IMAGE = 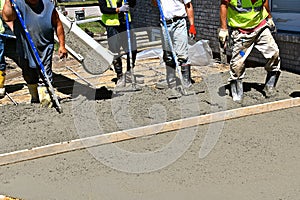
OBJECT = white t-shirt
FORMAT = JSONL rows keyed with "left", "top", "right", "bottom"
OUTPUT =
{"left": 160, "top": 0, "right": 191, "bottom": 20}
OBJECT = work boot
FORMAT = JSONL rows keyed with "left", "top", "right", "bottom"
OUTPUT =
{"left": 0, "top": 71, "right": 5, "bottom": 98}
{"left": 230, "top": 79, "right": 243, "bottom": 102}
{"left": 156, "top": 66, "right": 176, "bottom": 89}
{"left": 38, "top": 85, "right": 53, "bottom": 108}
{"left": 181, "top": 64, "right": 192, "bottom": 88}
{"left": 116, "top": 73, "right": 126, "bottom": 87}
{"left": 125, "top": 70, "right": 134, "bottom": 83}
{"left": 264, "top": 71, "right": 280, "bottom": 97}
{"left": 27, "top": 83, "right": 39, "bottom": 103}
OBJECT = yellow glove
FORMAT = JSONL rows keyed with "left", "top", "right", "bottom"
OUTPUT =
{"left": 38, "top": 86, "right": 53, "bottom": 108}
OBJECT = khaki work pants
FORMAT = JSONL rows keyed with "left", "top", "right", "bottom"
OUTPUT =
{"left": 229, "top": 25, "right": 280, "bottom": 81}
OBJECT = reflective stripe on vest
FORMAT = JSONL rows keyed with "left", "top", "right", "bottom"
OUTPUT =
{"left": 101, "top": 0, "right": 131, "bottom": 26}
{"left": 227, "top": 0, "right": 268, "bottom": 29}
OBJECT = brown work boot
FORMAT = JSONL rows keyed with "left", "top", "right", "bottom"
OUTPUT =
{"left": 27, "top": 83, "right": 39, "bottom": 103}
{"left": 0, "top": 70, "right": 5, "bottom": 98}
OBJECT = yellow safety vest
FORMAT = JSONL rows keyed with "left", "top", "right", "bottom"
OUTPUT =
{"left": 227, "top": 0, "right": 269, "bottom": 29}
{"left": 101, "top": 0, "right": 132, "bottom": 26}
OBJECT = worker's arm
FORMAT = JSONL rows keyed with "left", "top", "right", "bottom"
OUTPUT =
{"left": 219, "top": 0, "right": 229, "bottom": 45}
{"left": 2, "top": 0, "right": 16, "bottom": 22}
{"left": 185, "top": 2, "right": 196, "bottom": 38}
{"left": 264, "top": 0, "right": 276, "bottom": 32}
{"left": 185, "top": 2, "right": 194, "bottom": 27}
{"left": 264, "top": 0, "right": 272, "bottom": 18}
{"left": 220, "top": 0, "right": 228, "bottom": 30}
{"left": 52, "top": 9, "right": 67, "bottom": 59}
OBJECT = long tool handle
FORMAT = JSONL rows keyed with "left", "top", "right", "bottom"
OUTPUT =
{"left": 0, "top": 33, "right": 16, "bottom": 39}
{"left": 124, "top": 0, "right": 136, "bottom": 88}
{"left": 219, "top": 40, "right": 227, "bottom": 64}
{"left": 11, "top": 0, "right": 62, "bottom": 113}
{"left": 155, "top": 0, "right": 186, "bottom": 95}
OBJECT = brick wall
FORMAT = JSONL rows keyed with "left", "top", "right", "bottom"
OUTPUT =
{"left": 131, "top": 0, "right": 300, "bottom": 73}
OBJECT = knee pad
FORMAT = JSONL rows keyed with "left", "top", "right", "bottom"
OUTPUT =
{"left": 113, "top": 58, "right": 122, "bottom": 74}
{"left": 178, "top": 58, "right": 188, "bottom": 66}
{"left": 163, "top": 50, "right": 176, "bottom": 68}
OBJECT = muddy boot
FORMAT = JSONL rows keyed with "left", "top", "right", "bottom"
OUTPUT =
{"left": 38, "top": 85, "right": 53, "bottom": 108}
{"left": 230, "top": 79, "right": 243, "bottom": 102}
{"left": 156, "top": 66, "right": 176, "bottom": 89}
{"left": 27, "top": 83, "right": 39, "bottom": 103}
{"left": 264, "top": 71, "right": 280, "bottom": 97}
{"left": 166, "top": 87, "right": 182, "bottom": 99}
{"left": 116, "top": 73, "right": 126, "bottom": 87}
{"left": 181, "top": 64, "right": 192, "bottom": 88}
{"left": 0, "top": 71, "right": 5, "bottom": 98}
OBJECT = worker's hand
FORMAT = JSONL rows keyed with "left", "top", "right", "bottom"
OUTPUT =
{"left": 119, "top": 3, "right": 129, "bottom": 12}
{"left": 151, "top": 0, "right": 157, "bottom": 7}
{"left": 218, "top": 28, "right": 229, "bottom": 45}
{"left": 267, "top": 18, "right": 277, "bottom": 33}
{"left": 189, "top": 25, "right": 196, "bottom": 39}
{"left": 58, "top": 46, "right": 68, "bottom": 59}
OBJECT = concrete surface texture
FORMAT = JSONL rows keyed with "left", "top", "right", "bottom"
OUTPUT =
{"left": 0, "top": 59, "right": 300, "bottom": 199}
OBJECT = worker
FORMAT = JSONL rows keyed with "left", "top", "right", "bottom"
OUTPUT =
{"left": 152, "top": 0, "right": 196, "bottom": 90}
{"left": 2, "top": 0, "right": 68, "bottom": 106}
{"left": 219, "top": 0, "right": 280, "bottom": 102}
{"left": 98, "top": 0, "right": 137, "bottom": 87}
{"left": 0, "top": 0, "right": 6, "bottom": 98}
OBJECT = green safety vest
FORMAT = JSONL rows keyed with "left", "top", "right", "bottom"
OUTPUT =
{"left": 101, "top": 0, "right": 132, "bottom": 26}
{"left": 227, "top": 0, "right": 269, "bottom": 29}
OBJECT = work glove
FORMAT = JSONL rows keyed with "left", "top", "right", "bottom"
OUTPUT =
{"left": 189, "top": 25, "right": 197, "bottom": 39}
{"left": 38, "top": 85, "right": 53, "bottom": 108}
{"left": 119, "top": 3, "right": 129, "bottom": 12}
{"left": 218, "top": 28, "right": 229, "bottom": 46}
{"left": 267, "top": 18, "right": 277, "bottom": 33}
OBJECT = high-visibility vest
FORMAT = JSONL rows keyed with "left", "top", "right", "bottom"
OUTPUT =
{"left": 101, "top": 0, "right": 132, "bottom": 26}
{"left": 227, "top": 0, "right": 268, "bottom": 29}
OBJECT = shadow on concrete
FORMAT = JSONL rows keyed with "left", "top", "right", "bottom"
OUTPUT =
{"left": 290, "top": 91, "right": 300, "bottom": 98}
{"left": 5, "top": 83, "right": 25, "bottom": 94}
{"left": 53, "top": 73, "right": 113, "bottom": 100}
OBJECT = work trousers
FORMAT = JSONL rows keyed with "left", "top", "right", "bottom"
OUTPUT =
{"left": 106, "top": 24, "right": 137, "bottom": 75}
{"left": 229, "top": 25, "right": 280, "bottom": 81}
{"left": 0, "top": 36, "right": 6, "bottom": 71}
{"left": 160, "top": 18, "right": 189, "bottom": 67}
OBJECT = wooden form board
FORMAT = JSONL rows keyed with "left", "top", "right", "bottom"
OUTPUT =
{"left": 1, "top": 97, "right": 300, "bottom": 166}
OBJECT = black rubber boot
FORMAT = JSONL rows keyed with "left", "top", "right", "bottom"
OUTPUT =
{"left": 156, "top": 66, "right": 176, "bottom": 89}
{"left": 264, "top": 71, "right": 280, "bottom": 97}
{"left": 181, "top": 64, "right": 192, "bottom": 88}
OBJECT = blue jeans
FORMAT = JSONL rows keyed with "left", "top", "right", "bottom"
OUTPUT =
{"left": 0, "top": 36, "right": 6, "bottom": 71}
